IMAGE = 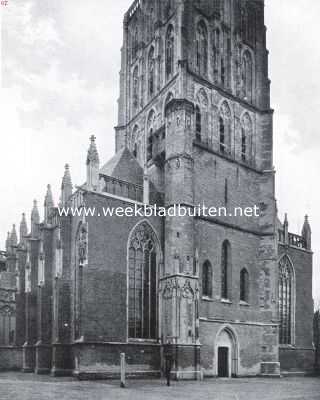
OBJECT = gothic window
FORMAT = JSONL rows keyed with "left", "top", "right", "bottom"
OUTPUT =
{"left": 196, "top": 105, "right": 201, "bottom": 141}
{"left": 240, "top": 268, "right": 249, "bottom": 302}
{"left": 242, "top": 51, "right": 253, "bottom": 102}
{"left": 202, "top": 260, "right": 213, "bottom": 297}
{"left": 241, "top": 113, "right": 253, "bottom": 162}
{"left": 133, "top": 66, "right": 139, "bottom": 112}
{"left": 219, "top": 102, "right": 231, "bottom": 154}
{"left": 279, "top": 256, "right": 294, "bottom": 345}
{"left": 196, "top": 20, "right": 208, "bottom": 76}
{"left": 221, "top": 240, "right": 231, "bottom": 299}
{"left": 166, "top": 25, "right": 174, "bottom": 79}
{"left": 128, "top": 222, "right": 158, "bottom": 339}
{"left": 148, "top": 46, "right": 155, "bottom": 98}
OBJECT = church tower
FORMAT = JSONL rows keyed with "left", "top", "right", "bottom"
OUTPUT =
{"left": 116, "top": 0, "right": 278, "bottom": 378}
{"left": 116, "top": 0, "right": 279, "bottom": 378}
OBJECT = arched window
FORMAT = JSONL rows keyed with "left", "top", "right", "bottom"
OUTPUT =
{"left": 240, "top": 268, "right": 249, "bottom": 303}
{"left": 221, "top": 240, "right": 231, "bottom": 299}
{"left": 196, "top": 105, "right": 201, "bottom": 141}
{"left": 202, "top": 260, "right": 213, "bottom": 297}
{"left": 128, "top": 222, "right": 158, "bottom": 339}
{"left": 148, "top": 46, "right": 155, "bottom": 98}
{"left": 219, "top": 102, "right": 231, "bottom": 154}
{"left": 279, "top": 256, "right": 294, "bottom": 345}
{"left": 133, "top": 66, "right": 139, "bottom": 112}
{"left": 241, "top": 113, "right": 252, "bottom": 162}
{"left": 242, "top": 51, "right": 253, "bottom": 102}
{"left": 166, "top": 25, "right": 174, "bottom": 79}
{"left": 196, "top": 21, "right": 208, "bottom": 75}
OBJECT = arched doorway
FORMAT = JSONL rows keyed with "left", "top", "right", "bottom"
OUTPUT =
{"left": 215, "top": 326, "right": 238, "bottom": 377}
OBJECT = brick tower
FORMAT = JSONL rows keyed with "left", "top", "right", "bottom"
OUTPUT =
{"left": 116, "top": 0, "right": 279, "bottom": 377}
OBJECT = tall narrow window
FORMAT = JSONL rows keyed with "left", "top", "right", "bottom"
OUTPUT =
{"left": 148, "top": 46, "right": 155, "bottom": 98}
{"left": 219, "top": 116, "right": 225, "bottom": 153}
{"left": 166, "top": 25, "right": 174, "bottom": 79}
{"left": 221, "top": 58, "right": 225, "bottom": 85}
{"left": 202, "top": 261, "right": 213, "bottom": 297}
{"left": 221, "top": 240, "right": 231, "bottom": 299}
{"left": 241, "top": 127, "right": 246, "bottom": 161}
{"left": 240, "top": 268, "right": 249, "bottom": 302}
{"left": 196, "top": 106, "right": 201, "bottom": 141}
{"left": 128, "top": 222, "right": 158, "bottom": 339}
{"left": 243, "top": 51, "right": 253, "bottom": 102}
{"left": 196, "top": 21, "right": 208, "bottom": 75}
{"left": 279, "top": 256, "right": 294, "bottom": 345}
{"left": 133, "top": 66, "right": 139, "bottom": 112}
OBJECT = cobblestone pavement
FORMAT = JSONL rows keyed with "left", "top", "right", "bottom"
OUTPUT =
{"left": 0, "top": 373, "right": 319, "bottom": 400}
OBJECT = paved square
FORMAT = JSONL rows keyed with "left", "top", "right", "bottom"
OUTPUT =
{"left": 0, "top": 373, "right": 319, "bottom": 400}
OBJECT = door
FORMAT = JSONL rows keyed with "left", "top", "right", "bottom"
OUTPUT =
{"left": 218, "top": 346, "right": 229, "bottom": 377}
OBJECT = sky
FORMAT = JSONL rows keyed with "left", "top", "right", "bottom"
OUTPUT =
{"left": 0, "top": 0, "right": 319, "bottom": 304}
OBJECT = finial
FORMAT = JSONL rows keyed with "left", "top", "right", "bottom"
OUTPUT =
{"left": 302, "top": 214, "right": 312, "bottom": 250}
{"left": 20, "top": 213, "right": 28, "bottom": 246}
{"left": 87, "top": 135, "right": 100, "bottom": 165}
{"left": 11, "top": 224, "right": 18, "bottom": 246}
{"left": 86, "top": 135, "right": 100, "bottom": 191}
{"left": 61, "top": 163, "right": 73, "bottom": 205}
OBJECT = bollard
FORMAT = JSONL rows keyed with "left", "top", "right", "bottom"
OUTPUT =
{"left": 120, "top": 352, "right": 126, "bottom": 388}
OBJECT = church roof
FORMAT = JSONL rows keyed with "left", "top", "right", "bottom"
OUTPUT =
{"left": 100, "top": 147, "right": 144, "bottom": 186}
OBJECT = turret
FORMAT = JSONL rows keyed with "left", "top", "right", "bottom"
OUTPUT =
{"left": 19, "top": 213, "right": 28, "bottom": 247}
{"left": 44, "top": 184, "right": 54, "bottom": 224}
{"left": 301, "top": 215, "right": 312, "bottom": 251}
{"left": 61, "top": 164, "right": 73, "bottom": 206}
{"left": 86, "top": 135, "right": 100, "bottom": 191}
{"left": 31, "top": 200, "right": 40, "bottom": 239}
